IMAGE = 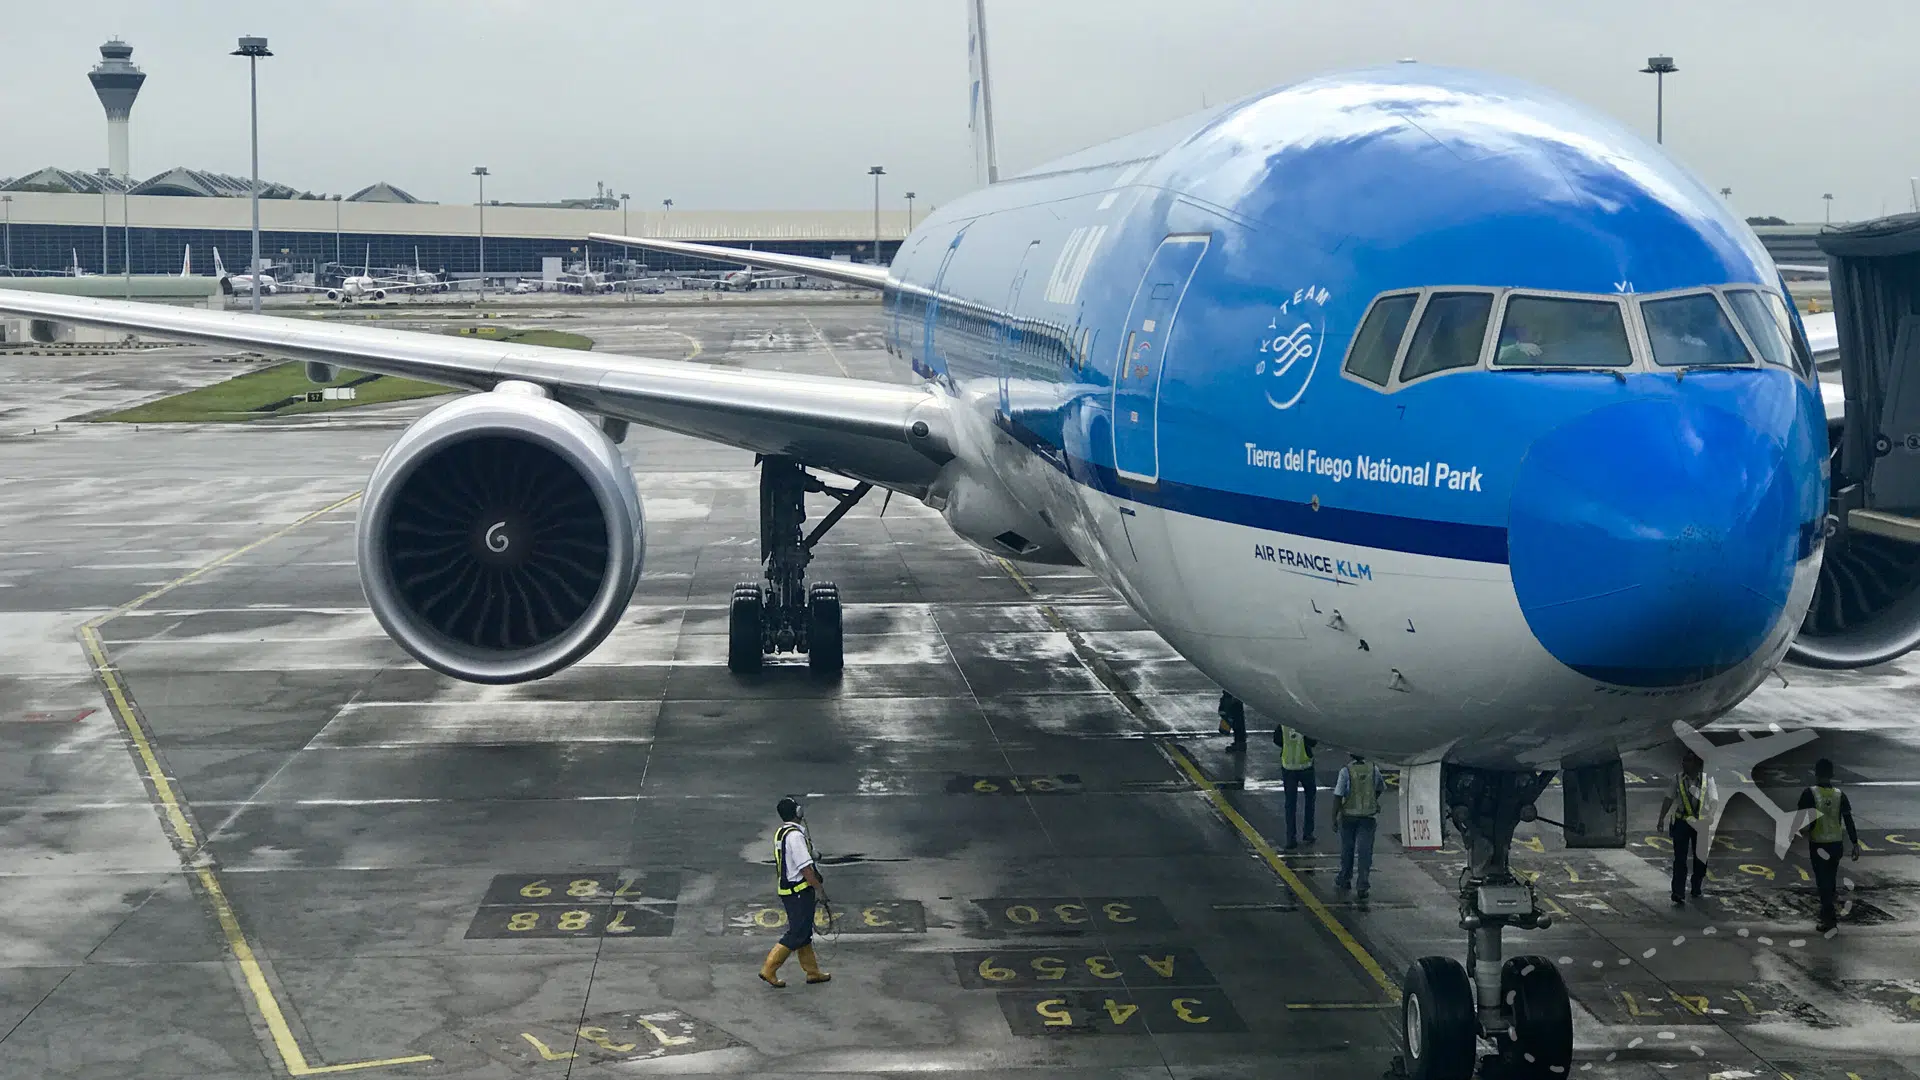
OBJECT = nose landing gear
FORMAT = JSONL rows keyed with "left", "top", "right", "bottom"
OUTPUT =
{"left": 727, "top": 455, "right": 869, "bottom": 677}
{"left": 1402, "top": 768, "right": 1570, "bottom": 1080}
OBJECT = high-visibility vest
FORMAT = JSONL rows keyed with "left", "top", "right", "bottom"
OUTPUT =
{"left": 1674, "top": 774, "right": 1704, "bottom": 823}
{"left": 1342, "top": 763, "right": 1379, "bottom": 818}
{"left": 1810, "top": 786, "right": 1846, "bottom": 844}
{"left": 1280, "top": 727, "right": 1313, "bottom": 771}
{"left": 774, "top": 822, "right": 814, "bottom": 895}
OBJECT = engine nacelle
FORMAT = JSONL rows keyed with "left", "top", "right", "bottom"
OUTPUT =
{"left": 325, "top": 289, "right": 341, "bottom": 302}
{"left": 372, "top": 288, "right": 387, "bottom": 301}
{"left": 1788, "top": 524, "right": 1920, "bottom": 668}
{"left": 357, "top": 387, "right": 645, "bottom": 683}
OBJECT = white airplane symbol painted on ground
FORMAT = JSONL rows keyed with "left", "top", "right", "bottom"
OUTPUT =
{"left": 1672, "top": 720, "right": 1821, "bottom": 859}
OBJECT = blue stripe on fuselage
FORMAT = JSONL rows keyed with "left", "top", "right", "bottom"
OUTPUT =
{"left": 995, "top": 413, "right": 1509, "bottom": 563}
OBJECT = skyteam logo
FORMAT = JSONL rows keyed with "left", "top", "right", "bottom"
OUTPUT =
{"left": 1255, "top": 286, "right": 1331, "bottom": 410}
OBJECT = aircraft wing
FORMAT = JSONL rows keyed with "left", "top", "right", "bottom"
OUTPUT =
{"left": 587, "top": 232, "right": 890, "bottom": 290}
{"left": 0, "top": 288, "right": 954, "bottom": 496}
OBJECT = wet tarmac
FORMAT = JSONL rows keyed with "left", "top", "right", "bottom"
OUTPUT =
{"left": 1, "top": 299, "right": 1917, "bottom": 1078}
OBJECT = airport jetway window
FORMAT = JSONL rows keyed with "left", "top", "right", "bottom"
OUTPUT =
{"left": 1641, "top": 292, "right": 1752, "bottom": 368}
{"left": 1344, "top": 292, "right": 1417, "bottom": 387}
{"left": 1494, "top": 295, "right": 1633, "bottom": 368}
{"left": 1724, "top": 288, "right": 1795, "bottom": 371}
{"left": 1399, "top": 291, "right": 1493, "bottom": 382}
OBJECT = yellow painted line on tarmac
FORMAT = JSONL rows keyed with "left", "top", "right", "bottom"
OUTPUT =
{"left": 994, "top": 556, "right": 1400, "bottom": 1005}
{"left": 1286, "top": 1002, "right": 1397, "bottom": 1010}
{"left": 79, "top": 490, "right": 432, "bottom": 1075}
{"left": 1164, "top": 743, "right": 1400, "bottom": 1003}
{"left": 799, "top": 312, "right": 851, "bottom": 378}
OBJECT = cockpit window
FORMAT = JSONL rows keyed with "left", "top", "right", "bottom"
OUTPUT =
{"left": 1400, "top": 292, "right": 1493, "bottom": 381}
{"left": 1642, "top": 292, "right": 1752, "bottom": 368}
{"left": 1767, "top": 291, "right": 1816, "bottom": 377}
{"left": 1495, "top": 296, "right": 1633, "bottom": 368}
{"left": 1724, "top": 289, "right": 1793, "bottom": 370}
{"left": 1344, "top": 293, "right": 1416, "bottom": 387}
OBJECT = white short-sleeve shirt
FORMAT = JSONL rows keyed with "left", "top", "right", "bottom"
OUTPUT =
{"left": 781, "top": 824, "right": 815, "bottom": 880}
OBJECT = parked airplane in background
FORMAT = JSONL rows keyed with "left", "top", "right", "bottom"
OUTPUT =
{"left": 678, "top": 265, "right": 803, "bottom": 291}
{"left": 382, "top": 247, "right": 448, "bottom": 292}
{"left": 0, "top": 60, "right": 1892, "bottom": 1080}
{"left": 215, "top": 248, "right": 281, "bottom": 296}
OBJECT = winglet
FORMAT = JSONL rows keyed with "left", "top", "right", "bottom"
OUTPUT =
{"left": 586, "top": 232, "right": 890, "bottom": 291}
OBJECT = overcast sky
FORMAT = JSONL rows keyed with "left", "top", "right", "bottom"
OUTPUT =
{"left": 8, "top": 1, "right": 1916, "bottom": 221}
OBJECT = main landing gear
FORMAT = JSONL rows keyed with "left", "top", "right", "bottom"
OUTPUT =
{"left": 1402, "top": 768, "right": 1572, "bottom": 1080}
{"left": 728, "top": 455, "right": 870, "bottom": 678}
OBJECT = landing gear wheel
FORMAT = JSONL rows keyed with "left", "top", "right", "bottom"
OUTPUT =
{"left": 729, "top": 582, "right": 764, "bottom": 673}
{"left": 1402, "top": 956, "right": 1477, "bottom": 1080}
{"left": 807, "top": 583, "right": 843, "bottom": 677}
{"left": 1493, "top": 955, "right": 1571, "bottom": 1078}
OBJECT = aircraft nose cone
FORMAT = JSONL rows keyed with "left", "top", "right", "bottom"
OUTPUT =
{"left": 1508, "top": 395, "right": 1799, "bottom": 687}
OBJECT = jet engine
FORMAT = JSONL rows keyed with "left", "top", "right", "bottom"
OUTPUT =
{"left": 372, "top": 288, "right": 386, "bottom": 301}
{"left": 1788, "top": 516, "right": 1920, "bottom": 669}
{"left": 325, "top": 289, "right": 341, "bottom": 302}
{"left": 357, "top": 384, "right": 645, "bottom": 683}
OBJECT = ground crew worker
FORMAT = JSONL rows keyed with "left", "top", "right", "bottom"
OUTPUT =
{"left": 1656, "top": 751, "right": 1717, "bottom": 906}
{"left": 1275, "top": 724, "right": 1318, "bottom": 850}
{"left": 1217, "top": 691, "right": 1246, "bottom": 753}
{"left": 1332, "top": 750, "right": 1385, "bottom": 900}
{"left": 1797, "top": 758, "right": 1861, "bottom": 933}
{"left": 759, "top": 797, "right": 831, "bottom": 988}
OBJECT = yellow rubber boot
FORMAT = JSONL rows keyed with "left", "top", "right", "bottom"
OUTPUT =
{"left": 796, "top": 945, "right": 831, "bottom": 984}
{"left": 759, "top": 944, "right": 791, "bottom": 987}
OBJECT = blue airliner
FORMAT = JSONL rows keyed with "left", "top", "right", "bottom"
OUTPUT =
{"left": 0, "top": 62, "right": 1881, "bottom": 1080}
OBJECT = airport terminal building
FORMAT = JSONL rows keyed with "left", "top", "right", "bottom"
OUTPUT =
{"left": 0, "top": 180, "right": 907, "bottom": 281}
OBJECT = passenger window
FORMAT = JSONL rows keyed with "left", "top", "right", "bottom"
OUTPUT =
{"left": 1725, "top": 289, "right": 1793, "bottom": 369}
{"left": 1400, "top": 292, "right": 1493, "bottom": 381}
{"left": 1344, "top": 293, "right": 1417, "bottom": 387}
{"left": 1642, "top": 292, "right": 1752, "bottom": 367}
{"left": 1495, "top": 296, "right": 1633, "bottom": 368}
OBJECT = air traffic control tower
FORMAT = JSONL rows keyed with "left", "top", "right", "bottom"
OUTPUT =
{"left": 88, "top": 39, "right": 146, "bottom": 179}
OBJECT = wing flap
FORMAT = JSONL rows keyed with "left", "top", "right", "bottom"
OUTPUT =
{"left": 0, "top": 288, "right": 951, "bottom": 495}
{"left": 586, "top": 232, "right": 890, "bottom": 291}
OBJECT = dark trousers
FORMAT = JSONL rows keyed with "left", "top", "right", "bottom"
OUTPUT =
{"left": 1282, "top": 767, "right": 1316, "bottom": 844}
{"left": 1669, "top": 818, "right": 1707, "bottom": 900}
{"left": 1336, "top": 815, "right": 1377, "bottom": 894}
{"left": 1810, "top": 841, "right": 1844, "bottom": 925}
{"left": 1218, "top": 692, "right": 1245, "bottom": 744}
{"left": 778, "top": 887, "right": 817, "bottom": 949}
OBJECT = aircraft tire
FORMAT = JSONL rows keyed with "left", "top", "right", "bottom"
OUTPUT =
{"left": 728, "top": 582, "right": 764, "bottom": 673}
{"left": 807, "top": 583, "right": 843, "bottom": 678}
{"left": 1402, "top": 957, "right": 1476, "bottom": 1080}
{"left": 1494, "top": 956, "right": 1572, "bottom": 1078}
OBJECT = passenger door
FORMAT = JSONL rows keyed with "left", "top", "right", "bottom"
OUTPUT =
{"left": 1110, "top": 234, "right": 1210, "bottom": 485}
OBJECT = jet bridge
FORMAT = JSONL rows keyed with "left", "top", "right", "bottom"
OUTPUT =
{"left": 1789, "top": 215, "right": 1920, "bottom": 667}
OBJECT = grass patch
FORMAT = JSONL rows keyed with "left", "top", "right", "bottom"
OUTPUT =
{"left": 97, "top": 325, "right": 594, "bottom": 423}
{"left": 447, "top": 326, "right": 595, "bottom": 351}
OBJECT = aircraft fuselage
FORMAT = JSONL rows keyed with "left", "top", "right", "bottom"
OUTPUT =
{"left": 883, "top": 66, "right": 1828, "bottom": 768}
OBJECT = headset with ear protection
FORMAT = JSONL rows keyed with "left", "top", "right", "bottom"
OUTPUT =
{"left": 777, "top": 796, "right": 803, "bottom": 822}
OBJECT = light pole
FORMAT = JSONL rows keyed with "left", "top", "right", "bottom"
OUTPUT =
{"left": 122, "top": 184, "right": 131, "bottom": 298}
{"left": 868, "top": 165, "right": 886, "bottom": 266}
{"left": 232, "top": 36, "right": 272, "bottom": 314}
{"left": 97, "top": 168, "right": 111, "bottom": 275}
{"left": 333, "top": 194, "right": 342, "bottom": 268}
{"left": 473, "top": 166, "right": 489, "bottom": 300}
{"left": 905, "top": 191, "right": 916, "bottom": 232}
{"left": 1640, "top": 55, "right": 1676, "bottom": 145}
{"left": 1, "top": 194, "right": 11, "bottom": 271}
{"left": 1824, "top": 193, "right": 1834, "bottom": 225}
{"left": 620, "top": 192, "right": 630, "bottom": 272}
